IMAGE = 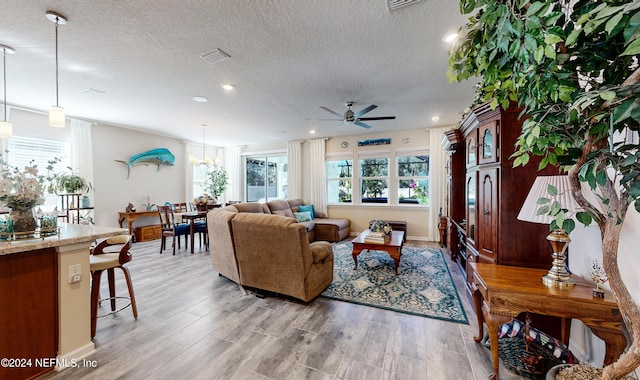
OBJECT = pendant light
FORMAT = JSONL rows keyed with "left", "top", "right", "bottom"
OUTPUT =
{"left": 0, "top": 44, "right": 14, "bottom": 138}
{"left": 189, "top": 125, "right": 212, "bottom": 166}
{"left": 46, "top": 11, "right": 67, "bottom": 128}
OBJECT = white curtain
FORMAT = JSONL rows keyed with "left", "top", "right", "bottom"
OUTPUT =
{"left": 70, "top": 118, "right": 94, "bottom": 195}
{"left": 184, "top": 141, "right": 194, "bottom": 202}
{"left": 286, "top": 140, "right": 302, "bottom": 199}
{"left": 308, "top": 138, "right": 327, "bottom": 215}
{"left": 428, "top": 127, "right": 448, "bottom": 242}
{"left": 225, "top": 146, "right": 243, "bottom": 202}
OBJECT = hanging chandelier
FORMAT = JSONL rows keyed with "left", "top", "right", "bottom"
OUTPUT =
{"left": 0, "top": 44, "right": 14, "bottom": 138}
{"left": 46, "top": 11, "right": 67, "bottom": 128}
{"left": 189, "top": 125, "right": 212, "bottom": 166}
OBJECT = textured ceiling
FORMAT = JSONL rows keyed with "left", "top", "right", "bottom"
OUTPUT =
{"left": 1, "top": 0, "right": 477, "bottom": 147}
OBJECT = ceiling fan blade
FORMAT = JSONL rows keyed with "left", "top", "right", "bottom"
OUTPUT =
{"left": 320, "top": 106, "right": 343, "bottom": 118}
{"left": 358, "top": 116, "right": 396, "bottom": 121}
{"left": 354, "top": 120, "right": 373, "bottom": 129}
{"left": 355, "top": 104, "right": 377, "bottom": 118}
{"left": 306, "top": 118, "right": 342, "bottom": 121}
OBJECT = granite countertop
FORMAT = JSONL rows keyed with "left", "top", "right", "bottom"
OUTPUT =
{"left": 0, "top": 223, "right": 128, "bottom": 256}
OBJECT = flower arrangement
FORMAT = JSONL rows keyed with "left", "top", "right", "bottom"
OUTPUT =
{"left": 0, "top": 159, "right": 49, "bottom": 210}
{"left": 193, "top": 194, "right": 215, "bottom": 206}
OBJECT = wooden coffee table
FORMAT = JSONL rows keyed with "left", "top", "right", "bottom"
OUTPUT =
{"left": 351, "top": 230, "right": 405, "bottom": 275}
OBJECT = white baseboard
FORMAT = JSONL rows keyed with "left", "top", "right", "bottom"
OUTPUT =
{"left": 55, "top": 342, "right": 96, "bottom": 371}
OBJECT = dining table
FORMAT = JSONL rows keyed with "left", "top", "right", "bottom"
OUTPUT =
{"left": 179, "top": 211, "right": 208, "bottom": 253}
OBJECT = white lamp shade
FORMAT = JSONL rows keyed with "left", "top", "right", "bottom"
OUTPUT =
{"left": 49, "top": 105, "right": 65, "bottom": 128}
{"left": 0, "top": 121, "right": 12, "bottom": 138}
{"left": 517, "top": 175, "right": 583, "bottom": 224}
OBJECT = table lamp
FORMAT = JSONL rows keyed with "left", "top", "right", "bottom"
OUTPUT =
{"left": 517, "top": 175, "right": 580, "bottom": 287}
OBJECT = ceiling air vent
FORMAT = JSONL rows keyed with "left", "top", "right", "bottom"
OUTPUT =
{"left": 386, "top": 0, "right": 422, "bottom": 12}
{"left": 200, "top": 48, "right": 231, "bottom": 64}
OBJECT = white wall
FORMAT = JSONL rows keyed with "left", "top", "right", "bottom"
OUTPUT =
{"left": 91, "top": 123, "right": 186, "bottom": 228}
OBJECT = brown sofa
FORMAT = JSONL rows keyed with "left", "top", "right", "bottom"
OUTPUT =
{"left": 207, "top": 208, "right": 334, "bottom": 302}
{"left": 223, "top": 198, "right": 351, "bottom": 243}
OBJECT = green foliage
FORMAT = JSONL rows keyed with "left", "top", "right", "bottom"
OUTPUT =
{"left": 449, "top": 0, "right": 640, "bottom": 229}
{"left": 48, "top": 171, "right": 92, "bottom": 195}
{"left": 204, "top": 165, "right": 228, "bottom": 199}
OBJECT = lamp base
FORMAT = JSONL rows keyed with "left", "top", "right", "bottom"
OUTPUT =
{"left": 543, "top": 229, "right": 576, "bottom": 288}
{"left": 542, "top": 273, "right": 576, "bottom": 287}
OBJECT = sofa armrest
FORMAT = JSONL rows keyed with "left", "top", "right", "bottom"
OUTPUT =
{"left": 310, "top": 241, "right": 332, "bottom": 263}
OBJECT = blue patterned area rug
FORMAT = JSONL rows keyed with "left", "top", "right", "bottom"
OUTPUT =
{"left": 321, "top": 242, "right": 468, "bottom": 324}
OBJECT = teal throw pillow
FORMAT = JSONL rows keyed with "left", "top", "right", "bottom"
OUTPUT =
{"left": 293, "top": 211, "right": 313, "bottom": 223}
{"left": 298, "top": 204, "right": 315, "bottom": 219}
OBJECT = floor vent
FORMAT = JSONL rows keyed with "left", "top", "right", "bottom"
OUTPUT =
{"left": 200, "top": 48, "right": 231, "bottom": 64}
{"left": 386, "top": 0, "right": 422, "bottom": 12}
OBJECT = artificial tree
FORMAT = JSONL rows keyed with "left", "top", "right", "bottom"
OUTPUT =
{"left": 204, "top": 165, "right": 229, "bottom": 201}
{"left": 448, "top": 1, "right": 640, "bottom": 379}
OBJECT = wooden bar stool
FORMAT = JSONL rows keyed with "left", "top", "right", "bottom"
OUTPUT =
{"left": 90, "top": 234, "right": 138, "bottom": 338}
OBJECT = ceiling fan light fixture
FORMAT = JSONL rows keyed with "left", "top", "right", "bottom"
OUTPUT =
{"left": 47, "top": 11, "right": 67, "bottom": 128}
{"left": 1, "top": 44, "right": 15, "bottom": 138}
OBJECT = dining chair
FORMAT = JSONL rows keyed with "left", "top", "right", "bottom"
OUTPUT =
{"left": 157, "top": 205, "right": 190, "bottom": 254}
{"left": 90, "top": 234, "right": 138, "bottom": 338}
{"left": 172, "top": 202, "right": 188, "bottom": 213}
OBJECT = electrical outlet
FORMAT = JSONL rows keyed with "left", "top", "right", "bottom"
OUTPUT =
{"left": 68, "top": 264, "right": 82, "bottom": 284}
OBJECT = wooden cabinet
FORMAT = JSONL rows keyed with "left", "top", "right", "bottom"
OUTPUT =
{"left": 135, "top": 225, "right": 162, "bottom": 242}
{"left": 451, "top": 103, "right": 559, "bottom": 272}
{"left": 446, "top": 103, "right": 565, "bottom": 339}
{"left": 442, "top": 129, "right": 466, "bottom": 267}
{"left": 0, "top": 248, "right": 58, "bottom": 379}
{"left": 477, "top": 168, "right": 498, "bottom": 262}
{"left": 478, "top": 121, "right": 498, "bottom": 164}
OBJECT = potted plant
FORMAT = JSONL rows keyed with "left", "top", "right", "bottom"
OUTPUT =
{"left": 204, "top": 165, "right": 228, "bottom": 202}
{"left": 449, "top": 1, "right": 640, "bottom": 379}
{"left": 49, "top": 171, "right": 92, "bottom": 195}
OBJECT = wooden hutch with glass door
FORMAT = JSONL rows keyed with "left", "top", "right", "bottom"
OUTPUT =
{"left": 443, "top": 103, "right": 559, "bottom": 289}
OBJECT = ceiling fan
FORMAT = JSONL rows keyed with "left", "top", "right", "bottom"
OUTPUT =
{"left": 313, "top": 102, "right": 396, "bottom": 129}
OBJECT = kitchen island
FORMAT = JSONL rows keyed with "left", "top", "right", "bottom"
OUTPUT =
{"left": 0, "top": 223, "right": 127, "bottom": 379}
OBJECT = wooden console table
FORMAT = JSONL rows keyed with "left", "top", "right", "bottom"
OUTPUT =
{"left": 118, "top": 210, "right": 159, "bottom": 241}
{"left": 469, "top": 262, "right": 625, "bottom": 380}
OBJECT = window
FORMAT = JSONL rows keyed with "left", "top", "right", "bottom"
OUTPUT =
{"left": 327, "top": 158, "right": 353, "bottom": 203}
{"left": 360, "top": 157, "right": 389, "bottom": 203}
{"left": 397, "top": 153, "right": 429, "bottom": 205}
{"left": 192, "top": 164, "right": 209, "bottom": 199}
{"left": 5, "top": 136, "right": 71, "bottom": 212}
{"left": 245, "top": 155, "right": 287, "bottom": 202}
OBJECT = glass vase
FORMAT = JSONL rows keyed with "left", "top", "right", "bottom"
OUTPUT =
{"left": 11, "top": 207, "right": 37, "bottom": 238}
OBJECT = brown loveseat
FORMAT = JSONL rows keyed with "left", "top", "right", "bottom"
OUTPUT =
{"left": 223, "top": 199, "right": 351, "bottom": 242}
{"left": 207, "top": 208, "right": 334, "bottom": 302}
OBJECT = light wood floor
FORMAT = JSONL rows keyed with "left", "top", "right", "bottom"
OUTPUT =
{"left": 38, "top": 238, "right": 525, "bottom": 380}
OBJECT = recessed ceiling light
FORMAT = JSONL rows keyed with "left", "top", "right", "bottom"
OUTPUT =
{"left": 443, "top": 32, "right": 459, "bottom": 43}
{"left": 309, "top": 129, "right": 316, "bottom": 134}
{"left": 222, "top": 84, "right": 234, "bottom": 91}
{"left": 193, "top": 96, "right": 208, "bottom": 103}
{"left": 432, "top": 116, "right": 440, "bottom": 122}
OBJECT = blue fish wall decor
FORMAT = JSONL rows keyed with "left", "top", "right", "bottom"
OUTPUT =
{"left": 116, "top": 148, "right": 175, "bottom": 178}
